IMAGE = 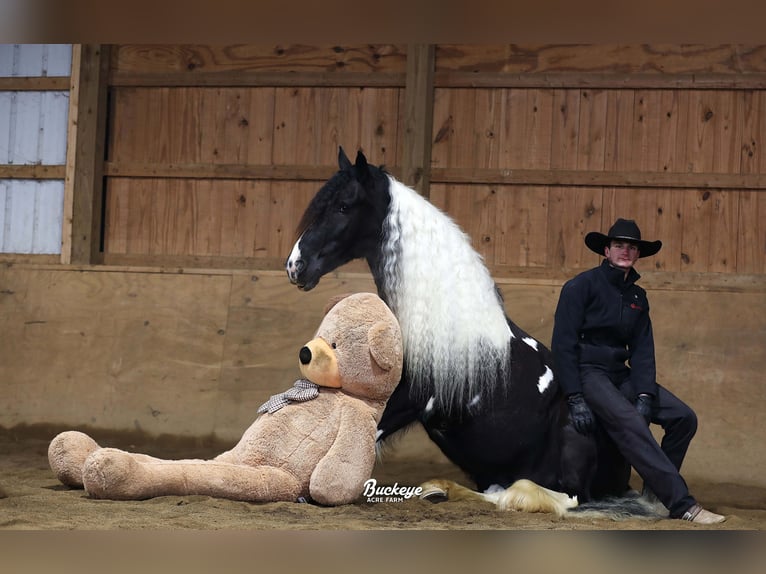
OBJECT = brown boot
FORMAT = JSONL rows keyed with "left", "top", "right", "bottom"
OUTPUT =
{"left": 680, "top": 504, "right": 726, "bottom": 524}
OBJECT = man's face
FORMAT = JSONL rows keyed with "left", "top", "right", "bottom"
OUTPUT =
{"left": 604, "top": 240, "right": 640, "bottom": 270}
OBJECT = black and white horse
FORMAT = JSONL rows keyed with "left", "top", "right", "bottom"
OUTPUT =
{"left": 286, "top": 148, "right": 624, "bottom": 501}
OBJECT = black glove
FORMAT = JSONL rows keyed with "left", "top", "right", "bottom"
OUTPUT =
{"left": 567, "top": 392, "right": 595, "bottom": 435}
{"left": 635, "top": 393, "right": 654, "bottom": 425}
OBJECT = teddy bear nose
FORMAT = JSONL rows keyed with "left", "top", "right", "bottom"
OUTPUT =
{"left": 299, "top": 346, "right": 312, "bottom": 365}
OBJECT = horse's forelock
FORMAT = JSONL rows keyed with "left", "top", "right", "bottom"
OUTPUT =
{"left": 294, "top": 171, "right": 350, "bottom": 237}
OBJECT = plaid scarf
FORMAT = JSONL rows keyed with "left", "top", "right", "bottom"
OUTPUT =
{"left": 257, "top": 379, "right": 320, "bottom": 414}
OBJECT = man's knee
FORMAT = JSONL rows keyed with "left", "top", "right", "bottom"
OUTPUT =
{"left": 680, "top": 406, "right": 698, "bottom": 438}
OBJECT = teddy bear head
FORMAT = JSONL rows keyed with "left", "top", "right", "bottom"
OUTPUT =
{"left": 298, "top": 292, "right": 402, "bottom": 402}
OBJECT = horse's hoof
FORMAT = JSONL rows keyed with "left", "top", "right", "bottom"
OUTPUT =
{"left": 419, "top": 485, "right": 448, "bottom": 503}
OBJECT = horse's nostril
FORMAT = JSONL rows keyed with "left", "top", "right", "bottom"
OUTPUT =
{"left": 299, "top": 346, "right": 312, "bottom": 365}
{"left": 295, "top": 259, "right": 306, "bottom": 273}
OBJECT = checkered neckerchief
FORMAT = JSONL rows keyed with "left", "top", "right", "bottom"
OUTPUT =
{"left": 257, "top": 379, "right": 320, "bottom": 414}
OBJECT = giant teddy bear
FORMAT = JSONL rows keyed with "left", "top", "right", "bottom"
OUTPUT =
{"left": 48, "top": 292, "right": 403, "bottom": 506}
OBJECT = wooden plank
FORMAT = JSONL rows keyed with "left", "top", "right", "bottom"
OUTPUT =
{"left": 674, "top": 89, "right": 692, "bottom": 173}
{"left": 434, "top": 45, "right": 766, "bottom": 75}
{"left": 433, "top": 71, "right": 766, "bottom": 90}
{"left": 687, "top": 90, "right": 717, "bottom": 173}
{"left": 103, "top": 178, "right": 128, "bottom": 254}
{"left": 430, "top": 87, "right": 453, "bottom": 168}
{"left": 657, "top": 90, "right": 682, "bottom": 173}
{"left": 468, "top": 88, "right": 501, "bottom": 168}
{"left": 504, "top": 88, "right": 529, "bottom": 169}
{"left": 111, "top": 45, "right": 408, "bottom": 75}
{"left": 523, "top": 88, "right": 554, "bottom": 170}
{"left": 99, "top": 163, "right": 766, "bottom": 211}
{"left": 0, "top": 77, "right": 70, "bottom": 91}
{"left": 109, "top": 70, "right": 407, "bottom": 88}
{"left": 740, "top": 90, "right": 763, "bottom": 174}
{"left": 708, "top": 190, "right": 739, "bottom": 273}
{"left": 105, "top": 162, "right": 340, "bottom": 180}
{"left": 430, "top": 167, "right": 766, "bottom": 189}
{"left": 738, "top": 190, "right": 766, "bottom": 273}
{"left": 604, "top": 89, "right": 635, "bottom": 171}
{"left": 400, "top": 44, "right": 435, "bottom": 194}
{"left": 61, "top": 44, "right": 110, "bottom": 265}
{"left": 549, "top": 89, "right": 580, "bottom": 170}
{"left": 244, "top": 88, "right": 276, "bottom": 165}
{"left": 680, "top": 189, "right": 714, "bottom": 272}
{"left": 0, "top": 165, "right": 66, "bottom": 179}
{"left": 577, "top": 88, "right": 608, "bottom": 170}
{"left": 712, "top": 90, "right": 744, "bottom": 174}
{"left": 631, "top": 90, "right": 662, "bottom": 172}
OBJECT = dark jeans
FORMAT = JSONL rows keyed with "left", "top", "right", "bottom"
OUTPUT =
{"left": 580, "top": 366, "right": 697, "bottom": 518}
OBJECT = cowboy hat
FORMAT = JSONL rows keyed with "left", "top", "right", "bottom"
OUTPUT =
{"left": 585, "top": 218, "right": 662, "bottom": 258}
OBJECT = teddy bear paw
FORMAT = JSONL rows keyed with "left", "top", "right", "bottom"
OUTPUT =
{"left": 82, "top": 448, "right": 143, "bottom": 500}
{"left": 48, "top": 431, "right": 101, "bottom": 488}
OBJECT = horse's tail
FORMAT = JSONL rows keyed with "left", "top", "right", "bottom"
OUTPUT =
{"left": 418, "top": 479, "right": 667, "bottom": 521}
{"left": 567, "top": 496, "right": 667, "bottom": 521}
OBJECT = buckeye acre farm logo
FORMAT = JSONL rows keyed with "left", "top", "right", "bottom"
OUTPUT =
{"left": 362, "top": 478, "right": 423, "bottom": 503}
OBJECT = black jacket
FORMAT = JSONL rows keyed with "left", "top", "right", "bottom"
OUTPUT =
{"left": 552, "top": 259, "right": 658, "bottom": 398}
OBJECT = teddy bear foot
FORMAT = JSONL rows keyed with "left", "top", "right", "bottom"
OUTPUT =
{"left": 82, "top": 448, "right": 147, "bottom": 500}
{"left": 48, "top": 431, "right": 102, "bottom": 488}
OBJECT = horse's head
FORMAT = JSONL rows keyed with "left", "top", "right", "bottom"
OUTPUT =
{"left": 286, "top": 147, "right": 391, "bottom": 291}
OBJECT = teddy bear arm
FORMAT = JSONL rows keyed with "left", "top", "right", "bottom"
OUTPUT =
{"left": 309, "top": 408, "right": 378, "bottom": 506}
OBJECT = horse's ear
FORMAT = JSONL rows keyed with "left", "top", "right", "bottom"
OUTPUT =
{"left": 354, "top": 150, "right": 371, "bottom": 183}
{"left": 338, "top": 147, "right": 352, "bottom": 171}
{"left": 354, "top": 150, "right": 368, "bottom": 171}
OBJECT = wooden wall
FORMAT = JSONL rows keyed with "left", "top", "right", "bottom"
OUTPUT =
{"left": 94, "top": 44, "right": 766, "bottom": 278}
{"left": 1, "top": 264, "right": 763, "bottom": 487}
{"left": 102, "top": 45, "right": 408, "bottom": 267}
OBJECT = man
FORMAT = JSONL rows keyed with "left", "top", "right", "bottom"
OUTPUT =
{"left": 551, "top": 218, "right": 725, "bottom": 524}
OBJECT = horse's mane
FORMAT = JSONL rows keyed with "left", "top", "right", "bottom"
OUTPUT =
{"left": 378, "top": 176, "right": 512, "bottom": 414}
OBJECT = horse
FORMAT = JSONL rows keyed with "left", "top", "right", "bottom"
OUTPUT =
{"left": 285, "top": 147, "right": 626, "bottom": 503}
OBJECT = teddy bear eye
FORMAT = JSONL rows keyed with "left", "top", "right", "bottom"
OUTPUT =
{"left": 331, "top": 342, "right": 337, "bottom": 349}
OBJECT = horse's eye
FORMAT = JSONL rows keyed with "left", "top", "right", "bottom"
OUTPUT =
{"left": 338, "top": 202, "right": 349, "bottom": 214}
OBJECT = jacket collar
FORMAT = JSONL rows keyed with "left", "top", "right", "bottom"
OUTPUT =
{"left": 599, "top": 258, "right": 640, "bottom": 290}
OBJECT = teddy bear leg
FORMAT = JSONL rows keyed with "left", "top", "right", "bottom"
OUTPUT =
{"left": 83, "top": 448, "right": 303, "bottom": 502}
{"left": 48, "top": 431, "right": 102, "bottom": 488}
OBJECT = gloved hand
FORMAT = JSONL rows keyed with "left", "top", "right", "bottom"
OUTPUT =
{"left": 635, "top": 393, "right": 654, "bottom": 425}
{"left": 567, "top": 392, "right": 595, "bottom": 435}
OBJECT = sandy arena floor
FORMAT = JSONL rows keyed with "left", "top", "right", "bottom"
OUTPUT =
{"left": 1, "top": 427, "right": 764, "bottom": 531}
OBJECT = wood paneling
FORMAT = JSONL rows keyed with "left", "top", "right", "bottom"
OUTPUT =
{"left": 104, "top": 178, "right": 320, "bottom": 259}
{"left": 1, "top": 265, "right": 762, "bottom": 486}
{"left": 97, "top": 44, "right": 766, "bottom": 276}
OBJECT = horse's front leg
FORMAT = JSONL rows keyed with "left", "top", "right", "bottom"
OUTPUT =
{"left": 376, "top": 376, "right": 422, "bottom": 444}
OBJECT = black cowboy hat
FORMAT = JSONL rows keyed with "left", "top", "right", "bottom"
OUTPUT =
{"left": 585, "top": 218, "right": 662, "bottom": 258}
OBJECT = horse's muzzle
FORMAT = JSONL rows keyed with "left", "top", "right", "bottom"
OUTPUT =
{"left": 285, "top": 257, "right": 305, "bottom": 285}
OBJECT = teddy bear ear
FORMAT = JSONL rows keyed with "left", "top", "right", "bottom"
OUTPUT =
{"left": 323, "top": 293, "right": 355, "bottom": 315}
{"left": 368, "top": 321, "right": 400, "bottom": 371}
